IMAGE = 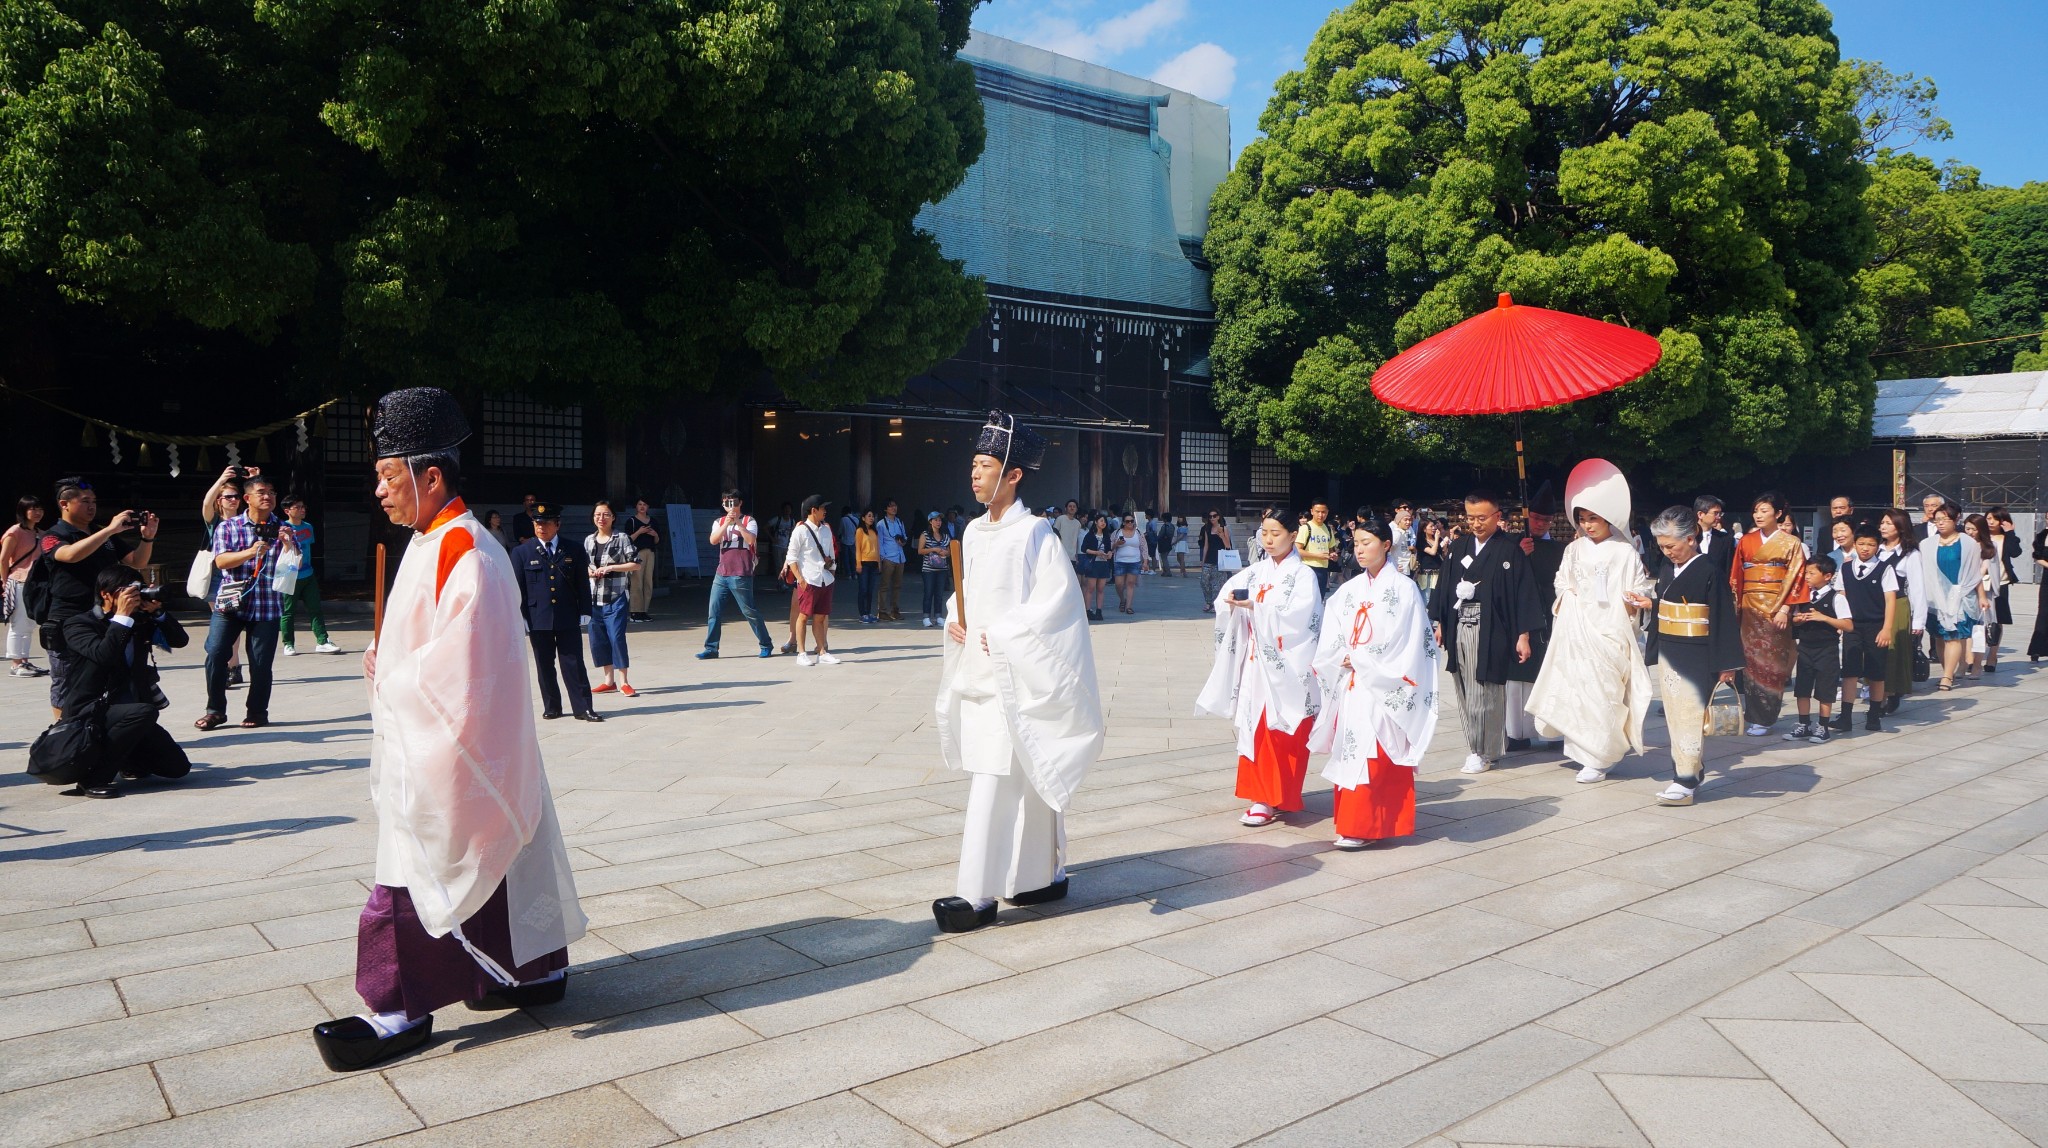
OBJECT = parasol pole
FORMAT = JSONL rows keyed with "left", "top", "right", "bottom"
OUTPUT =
{"left": 1513, "top": 411, "right": 1530, "bottom": 510}
{"left": 948, "top": 539, "right": 966, "bottom": 629}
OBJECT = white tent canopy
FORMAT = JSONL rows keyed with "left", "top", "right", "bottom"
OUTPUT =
{"left": 1874, "top": 371, "right": 2048, "bottom": 440}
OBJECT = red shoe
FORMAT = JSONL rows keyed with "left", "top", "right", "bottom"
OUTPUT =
{"left": 618, "top": 685, "right": 638, "bottom": 698}
{"left": 591, "top": 683, "right": 617, "bottom": 694}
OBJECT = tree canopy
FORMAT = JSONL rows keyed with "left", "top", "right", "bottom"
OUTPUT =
{"left": 1205, "top": 0, "right": 1879, "bottom": 486}
{"left": 0, "top": 0, "right": 989, "bottom": 410}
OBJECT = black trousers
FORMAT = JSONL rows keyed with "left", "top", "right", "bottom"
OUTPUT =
{"left": 94, "top": 702, "right": 192, "bottom": 787}
{"left": 529, "top": 629, "right": 593, "bottom": 717}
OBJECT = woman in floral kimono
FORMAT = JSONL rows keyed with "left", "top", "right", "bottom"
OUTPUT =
{"left": 1526, "top": 459, "right": 1655, "bottom": 784}
{"left": 1310, "top": 520, "right": 1438, "bottom": 849}
{"left": 1731, "top": 491, "right": 1807, "bottom": 733}
{"left": 1197, "top": 509, "right": 1323, "bottom": 827}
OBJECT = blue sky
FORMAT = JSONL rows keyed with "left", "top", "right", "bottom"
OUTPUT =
{"left": 972, "top": 0, "right": 2048, "bottom": 187}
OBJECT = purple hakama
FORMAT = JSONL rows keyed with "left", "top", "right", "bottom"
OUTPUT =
{"left": 356, "top": 882, "right": 569, "bottom": 1020}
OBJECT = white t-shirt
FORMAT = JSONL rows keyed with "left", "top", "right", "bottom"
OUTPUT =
{"left": 1113, "top": 530, "right": 1145, "bottom": 563}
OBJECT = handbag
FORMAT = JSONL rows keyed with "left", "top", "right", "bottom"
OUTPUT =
{"left": 1217, "top": 548, "right": 1243, "bottom": 573}
{"left": 28, "top": 699, "right": 106, "bottom": 785}
{"left": 185, "top": 550, "right": 215, "bottom": 600}
{"left": 1703, "top": 681, "right": 1743, "bottom": 737}
{"left": 1912, "top": 646, "right": 1930, "bottom": 683}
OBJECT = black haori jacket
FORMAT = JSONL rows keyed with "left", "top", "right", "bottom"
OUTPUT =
{"left": 1645, "top": 551, "right": 1743, "bottom": 674}
{"left": 1428, "top": 531, "right": 1541, "bottom": 685}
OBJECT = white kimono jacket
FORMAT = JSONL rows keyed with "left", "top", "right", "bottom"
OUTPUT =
{"left": 369, "top": 501, "right": 587, "bottom": 971}
{"left": 1197, "top": 548, "right": 1323, "bottom": 757}
{"left": 1922, "top": 534, "right": 1986, "bottom": 634}
{"left": 936, "top": 504, "right": 1102, "bottom": 812}
{"left": 1524, "top": 536, "right": 1655, "bottom": 768}
{"left": 1309, "top": 562, "right": 1439, "bottom": 788}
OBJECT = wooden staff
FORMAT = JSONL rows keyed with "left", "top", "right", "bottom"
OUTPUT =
{"left": 948, "top": 539, "right": 965, "bottom": 629}
{"left": 373, "top": 543, "right": 388, "bottom": 638}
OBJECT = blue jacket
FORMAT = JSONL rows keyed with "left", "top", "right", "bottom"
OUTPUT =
{"left": 511, "top": 537, "right": 590, "bottom": 632}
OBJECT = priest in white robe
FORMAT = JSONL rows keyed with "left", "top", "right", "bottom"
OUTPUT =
{"left": 1524, "top": 459, "right": 1655, "bottom": 783}
{"left": 1310, "top": 520, "right": 1439, "bottom": 848}
{"left": 313, "top": 388, "right": 587, "bottom": 1072}
{"left": 933, "top": 412, "right": 1103, "bottom": 933}
{"left": 1196, "top": 510, "right": 1323, "bottom": 827}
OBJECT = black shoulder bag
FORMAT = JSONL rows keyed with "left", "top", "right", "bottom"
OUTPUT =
{"left": 28, "top": 695, "right": 108, "bottom": 785}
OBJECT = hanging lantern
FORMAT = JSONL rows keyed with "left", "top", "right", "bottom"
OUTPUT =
{"left": 295, "top": 417, "right": 309, "bottom": 453}
{"left": 168, "top": 443, "right": 182, "bottom": 478}
{"left": 196, "top": 445, "right": 210, "bottom": 472}
{"left": 108, "top": 429, "right": 122, "bottom": 465}
{"left": 82, "top": 422, "right": 97, "bottom": 447}
{"left": 255, "top": 436, "right": 272, "bottom": 463}
{"left": 138, "top": 441, "right": 152, "bottom": 467}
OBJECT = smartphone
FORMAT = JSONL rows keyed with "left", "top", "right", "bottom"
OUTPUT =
{"left": 1231, "top": 588, "right": 1249, "bottom": 601}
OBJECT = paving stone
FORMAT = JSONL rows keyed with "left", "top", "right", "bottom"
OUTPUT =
{"left": 77, "top": 1074, "right": 421, "bottom": 1148}
{"left": 1677, "top": 813, "right": 1833, "bottom": 855}
{"left": 1100, "top": 1018, "right": 1428, "bottom": 1148}
{"left": 1496, "top": 910, "right": 1718, "bottom": 988}
{"left": 1147, "top": 860, "right": 1356, "bottom": 920}
{"left": 0, "top": 985, "right": 326, "bottom": 1094}
{"left": 0, "top": 981, "right": 126, "bottom": 1042}
{"left": 1857, "top": 902, "right": 1988, "bottom": 937}
{"left": 1299, "top": 865, "right": 1510, "bottom": 925}
{"left": 116, "top": 938, "right": 355, "bottom": 1014}
{"left": 364, "top": 1084, "right": 676, "bottom": 1148}
{"left": 1249, "top": 1024, "right": 1602, "bottom": 1148}
{"left": 0, "top": 924, "right": 272, "bottom": 999}
{"left": 620, "top": 1007, "right": 979, "bottom": 1139}
{"left": 1318, "top": 906, "right": 1547, "bottom": 982}
{"left": 0, "top": 1066, "right": 169, "bottom": 1148}
{"left": 1599, "top": 1073, "right": 1840, "bottom": 1147}
{"left": 1787, "top": 845, "right": 2001, "bottom": 928}
{"left": 1583, "top": 839, "right": 1755, "bottom": 889}
{"left": 1121, "top": 950, "right": 1401, "bottom": 1051}
{"left": 86, "top": 881, "right": 368, "bottom": 947}
{"left": 529, "top": 934, "right": 821, "bottom": 1026}
{"left": 1466, "top": 869, "right": 1664, "bottom": 930}
{"left": 1873, "top": 935, "right": 2048, "bottom": 1023}
{"left": 1783, "top": 932, "right": 1929, "bottom": 975}
{"left": 1334, "top": 957, "right": 1591, "bottom": 1055}
{"left": 1799, "top": 971, "right": 2048, "bottom": 1082}
{"left": 959, "top": 1100, "right": 1179, "bottom": 1147}
{"left": 911, "top": 946, "right": 1205, "bottom": 1044}
{"left": 388, "top": 998, "right": 758, "bottom": 1124}
{"left": 1134, "top": 901, "right": 1373, "bottom": 975}
{"left": 1438, "top": 837, "right": 1613, "bottom": 884}
{"left": 707, "top": 941, "right": 1013, "bottom": 1037}
{"left": 1728, "top": 841, "right": 1897, "bottom": 893}
{"left": 1713, "top": 1017, "right": 2032, "bottom": 1146}
{"left": 1630, "top": 873, "right": 1815, "bottom": 934}
{"left": 769, "top": 902, "right": 946, "bottom": 965}
{"left": 671, "top": 1091, "right": 936, "bottom": 1147}
{"left": 0, "top": 921, "right": 94, "bottom": 963}
{"left": 1447, "top": 1069, "right": 1649, "bottom": 1148}
{"left": 596, "top": 888, "right": 868, "bottom": 958}
{"left": 949, "top": 896, "right": 1201, "bottom": 973}
{"left": 1939, "top": 904, "right": 2048, "bottom": 961}
{"left": 1951, "top": 1081, "right": 2048, "bottom": 1148}
{"left": 1584, "top": 1015, "right": 1767, "bottom": 1079}
{"left": 1696, "top": 971, "right": 1852, "bottom": 1022}
{"left": 858, "top": 1012, "right": 1204, "bottom": 1145}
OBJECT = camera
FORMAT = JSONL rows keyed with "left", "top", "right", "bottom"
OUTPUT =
{"left": 137, "top": 586, "right": 165, "bottom": 602}
{"left": 253, "top": 519, "right": 282, "bottom": 544}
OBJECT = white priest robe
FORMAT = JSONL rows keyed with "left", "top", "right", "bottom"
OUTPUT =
{"left": 1196, "top": 549, "right": 1323, "bottom": 756}
{"left": 937, "top": 503, "right": 1103, "bottom": 902}
{"left": 1310, "top": 563, "right": 1439, "bottom": 787}
{"left": 1524, "top": 536, "right": 1655, "bottom": 769}
{"left": 369, "top": 500, "right": 586, "bottom": 974}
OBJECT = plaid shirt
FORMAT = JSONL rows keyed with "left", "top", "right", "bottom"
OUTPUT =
{"left": 586, "top": 532, "right": 636, "bottom": 607}
{"left": 211, "top": 514, "right": 289, "bottom": 622}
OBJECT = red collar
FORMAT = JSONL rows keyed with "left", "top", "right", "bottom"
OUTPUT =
{"left": 423, "top": 497, "right": 467, "bottom": 534}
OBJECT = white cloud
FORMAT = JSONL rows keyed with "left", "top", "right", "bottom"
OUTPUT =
{"left": 1009, "top": 0, "right": 1190, "bottom": 63}
{"left": 1151, "top": 42, "right": 1236, "bottom": 102}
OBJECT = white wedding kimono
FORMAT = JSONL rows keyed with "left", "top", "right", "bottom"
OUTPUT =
{"left": 1524, "top": 535, "right": 1655, "bottom": 769}
{"left": 937, "top": 502, "right": 1102, "bottom": 902}
{"left": 369, "top": 501, "right": 586, "bottom": 974}
{"left": 1196, "top": 549, "right": 1323, "bottom": 754}
{"left": 1309, "top": 562, "right": 1439, "bottom": 787}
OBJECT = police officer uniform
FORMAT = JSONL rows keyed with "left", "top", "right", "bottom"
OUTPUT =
{"left": 510, "top": 503, "right": 601, "bottom": 722}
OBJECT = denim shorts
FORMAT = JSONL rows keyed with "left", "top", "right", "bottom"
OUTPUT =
{"left": 1114, "top": 560, "right": 1141, "bottom": 577}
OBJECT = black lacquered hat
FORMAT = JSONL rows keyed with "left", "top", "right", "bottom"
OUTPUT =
{"left": 973, "top": 410, "right": 1046, "bottom": 471}
{"left": 371, "top": 388, "right": 471, "bottom": 459}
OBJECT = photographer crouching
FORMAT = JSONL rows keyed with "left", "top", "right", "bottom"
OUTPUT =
{"left": 196, "top": 475, "right": 296, "bottom": 730}
{"left": 41, "top": 566, "right": 192, "bottom": 797}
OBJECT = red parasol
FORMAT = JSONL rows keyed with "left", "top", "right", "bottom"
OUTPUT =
{"left": 1371, "top": 293, "right": 1661, "bottom": 503}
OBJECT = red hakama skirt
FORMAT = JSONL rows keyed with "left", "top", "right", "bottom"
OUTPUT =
{"left": 1331, "top": 746, "right": 1417, "bottom": 840}
{"left": 1235, "top": 711, "right": 1313, "bottom": 811}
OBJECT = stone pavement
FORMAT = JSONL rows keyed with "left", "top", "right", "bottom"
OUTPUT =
{"left": 4, "top": 572, "right": 2048, "bottom": 1147}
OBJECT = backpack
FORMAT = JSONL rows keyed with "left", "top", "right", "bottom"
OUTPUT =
{"left": 20, "top": 546, "right": 57, "bottom": 625}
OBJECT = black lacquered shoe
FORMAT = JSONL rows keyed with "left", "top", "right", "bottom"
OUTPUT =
{"left": 932, "top": 897, "right": 998, "bottom": 933}
{"left": 541, "top": 711, "right": 563, "bottom": 720}
{"left": 574, "top": 712, "right": 604, "bottom": 722}
{"left": 1008, "top": 877, "right": 1069, "bottom": 906}
{"left": 467, "top": 976, "right": 568, "bottom": 1011}
{"left": 311, "top": 1015, "right": 433, "bottom": 1071}
{"left": 59, "top": 785, "right": 119, "bottom": 799}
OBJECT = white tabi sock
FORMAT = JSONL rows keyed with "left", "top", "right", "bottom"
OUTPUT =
{"left": 520, "top": 969, "right": 566, "bottom": 987}
{"left": 970, "top": 898, "right": 997, "bottom": 912}
{"left": 361, "top": 1010, "right": 427, "bottom": 1038}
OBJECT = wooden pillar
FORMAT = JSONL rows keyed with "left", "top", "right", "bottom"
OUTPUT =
{"left": 1086, "top": 430, "right": 1104, "bottom": 509}
{"left": 853, "top": 416, "right": 874, "bottom": 510}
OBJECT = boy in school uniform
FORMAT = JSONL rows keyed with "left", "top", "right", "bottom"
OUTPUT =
{"left": 1831, "top": 522, "right": 1898, "bottom": 734}
{"left": 1786, "top": 556, "right": 1850, "bottom": 744}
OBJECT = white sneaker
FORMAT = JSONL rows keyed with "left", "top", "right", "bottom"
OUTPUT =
{"left": 1656, "top": 782, "right": 1696, "bottom": 806}
{"left": 280, "top": 645, "right": 298, "bottom": 657}
{"left": 1460, "top": 754, "right": 1492, "bottom": 774}
{"left": 817, "top": 652, "right": 841, "bottom": 665}
{"left": 796, "top": 652, "right": 817, "bottom": 666}
{"left": 1744, "top": 724, "right": 1770, "bottom": 737}
{"left": 921, "top": 617, "right": 933, "bottom": 628}
{"left": 1576, "top": 766, "right": 1608, "bottom": 784}
{"left": 316, "top": 642, "right": 342, "bottom": 654}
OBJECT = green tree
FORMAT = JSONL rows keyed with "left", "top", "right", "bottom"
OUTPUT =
{"left": 1955, "top": 184, "right": 2048, "bottom": 375}
{"left": 0, "top": 0, "right": 988, "bottom": 409}
{"left": 1205, "top": 0, "right": 1878, "bottom": 486}
{"left": 1857, "top": 154, "right": 1979, "bottom": 379}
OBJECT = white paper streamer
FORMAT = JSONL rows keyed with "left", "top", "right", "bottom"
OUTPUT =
{"left": 108, "top": 429, "right": 122, "bottom": 465}
{"left": 168, "top": 443, "right": 181, "bottom": 478}
{"left": 225, "top": 442, "right": 241, "bottom": 468}
{"left": 295, "top": 416, "right": 309, "bottom": 453}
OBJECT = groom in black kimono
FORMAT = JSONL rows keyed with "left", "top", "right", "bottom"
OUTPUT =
{"left": 1429, "top": 490, "right": 1539, "bottom": 774}
{"left": 1508, "top": 481, "right": 1567, "bottom": 751}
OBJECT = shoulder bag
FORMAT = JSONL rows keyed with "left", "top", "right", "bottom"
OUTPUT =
{"left": 28, "top": 697, "right": 107, "bottom": 785}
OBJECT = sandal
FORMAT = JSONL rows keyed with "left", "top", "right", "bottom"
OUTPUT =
{"left": 1938, "top": 679, "right": 1954, "bottom": 691}
{"left": 1240, "top": 808, "right": 1279, "bottom": 827}
{"left": 194, "top": 713, "right": 227, "bottom": 731}
{"left": 240, "top": 717, "right": 267, "bottom": 729}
